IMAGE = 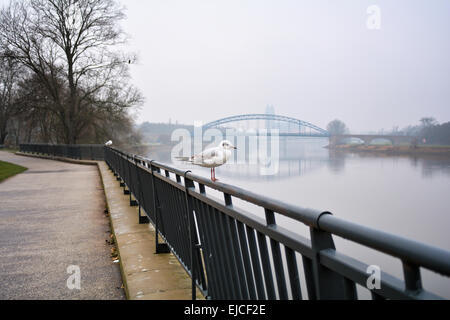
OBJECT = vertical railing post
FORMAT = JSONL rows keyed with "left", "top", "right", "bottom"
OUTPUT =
{"left": 124, "top": 154, "right": 132, "bottom": 197}
{"left": 309, "top": 212, "right": 347, "bottom": 299}
{"left": 134, "top": 156, "right": 148, "bottom": 224}
{"left": 150, "top": 161, "right": 170, "bottom": 254}
{"left": 183, "top": 171, "right": 198, "bottom": 300}
{"left": 402, "top": 261, "right": 423, "bottom": 295}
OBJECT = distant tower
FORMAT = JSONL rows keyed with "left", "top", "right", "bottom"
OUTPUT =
{"left": 265, "top": 105, "right": 275, "bottom": 130}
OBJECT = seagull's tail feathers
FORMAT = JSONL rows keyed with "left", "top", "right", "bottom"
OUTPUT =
{"left": 175, "top": 156, "right": 194, "bottom": 163}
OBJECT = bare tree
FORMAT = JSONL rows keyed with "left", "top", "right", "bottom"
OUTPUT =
{"left": 327, "top": 119, "right": 349, "bottom": 136}
{"left": 420, "top": 117, "right": 438, "bottom": 128}
{"left": 0, "top": 56, "right": 23, "bottom": 145}
{"left": 14, "top": 73, "right": 63, "bottom": 143}
{"left": 0, "top": 0, "right": 142, "bottom": 144}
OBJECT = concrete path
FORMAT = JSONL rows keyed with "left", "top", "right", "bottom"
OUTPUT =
{"left": 0, "top": 151, "right": 125, "bottom": 300}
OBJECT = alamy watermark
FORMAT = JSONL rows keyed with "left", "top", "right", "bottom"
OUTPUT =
{"left": 171, "top": 122, "right": 280, "bottom": 176}
{"left": 366, "top": 265, "right": 381, "bottom": 290}
{"left": 67, "top": 265, "right": 81, "bottom": 290}
{"left": 367, "top": 5, "right": 382, "bottom": 30}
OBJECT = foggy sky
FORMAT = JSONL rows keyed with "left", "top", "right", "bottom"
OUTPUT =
{"left": 2, "top": 0, "right": 450, "bottom": 133}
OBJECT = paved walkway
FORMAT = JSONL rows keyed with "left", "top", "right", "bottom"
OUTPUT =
{"left": 0, "top": 151, "right": 125, "bottom": 300}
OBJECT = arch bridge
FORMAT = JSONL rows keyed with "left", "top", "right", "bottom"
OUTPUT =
{"left": 203, "top": 114, "right": 330, "bottom": 137}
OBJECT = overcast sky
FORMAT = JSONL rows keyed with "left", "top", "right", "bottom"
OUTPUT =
{"left": 2, "top": 0, "right": 450, "bottom": 133}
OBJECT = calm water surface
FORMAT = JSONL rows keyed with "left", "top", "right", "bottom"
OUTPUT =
{"left": 147, "top": 137, "right": 450, "bottom": 299}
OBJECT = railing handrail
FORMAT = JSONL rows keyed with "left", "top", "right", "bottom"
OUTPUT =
{"left": 20, "top": 143, "right": 104, "bottom": 147}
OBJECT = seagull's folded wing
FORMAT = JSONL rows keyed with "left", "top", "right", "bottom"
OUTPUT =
{"left": 192, "top": 148, "right": 223, "bottom": 165}
{"left": 193, "top": 149, "right": 215, "bottom": 161}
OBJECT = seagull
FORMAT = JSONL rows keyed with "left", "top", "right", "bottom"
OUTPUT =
{"left": 177, "top": 140, "right": 237, "bottom": 182}
{"left": 105, "top": 140, "right": 113, "bottom": 146}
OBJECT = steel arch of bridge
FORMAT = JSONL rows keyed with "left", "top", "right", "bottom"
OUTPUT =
{"left": 203, "top": 114, "right": 330, "bottom": 136}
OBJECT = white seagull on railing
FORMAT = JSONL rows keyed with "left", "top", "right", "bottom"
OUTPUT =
{"left": 105, "top": 140, "right": 113, "bottom": 146}
{"left": 177, "top": 140, "right": 237, "bottom": 182}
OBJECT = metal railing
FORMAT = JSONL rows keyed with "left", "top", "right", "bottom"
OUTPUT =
{"left": 19, "top": 144, "right": 450, "bottom": 300}
{"left": 20, "top": 144, "right": 105, "bottom": 160}
{"left": 103, "top": 147, "right": 450, "bottom": 300}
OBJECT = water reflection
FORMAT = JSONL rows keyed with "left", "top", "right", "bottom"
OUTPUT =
{"left": 146, "top": 137, "right": 450, "bottom": 181}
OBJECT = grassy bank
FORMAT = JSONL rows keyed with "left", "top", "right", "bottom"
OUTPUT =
{"left": 0, "top": 160, "right": 28, "bottom": 182}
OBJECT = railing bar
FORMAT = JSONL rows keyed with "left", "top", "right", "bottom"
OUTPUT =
{"left": 175, "top": 187, "right": 190, "bottom": 266}
{"left": 151, "top": 165, "right": 164, "bottom": 253}
{"left": 343, "top": 277, "right": 358, "bottom": 300}
{"left": 226, "top": 215, "right": 248, "bottom": 299}
{"left": 246, "top": 226, "right": 267, "bottom": 300}
{"left": 236, "top": 221, "right": 258, "bottom": 300}
{"left": 183, "top": 175, "right": 198, "bottom": 299}
{"left": 216, "top": 209, "right": 240, "bottom": 299}
{"left": 165, "top": 186, "right": 179, "bottom": 257}
{"left": 302, "top": 256, "right": 317, "bottom": 300}
{"left": 192, "top": 207, "right": 207, "bottom": 292}
{"left": 157, "top": 180, "right": 172, "bottom": 250}
{"left": 270, "top": 239, "right": 289, "bottom": 300}
{"left": 194, "top": 199, "right": 218, "bottom": 299}
{"left": 257, "top": 232, "right": 277, "bottom": 300}
{"left": 177, "top": 186, "right": 192, "bottom": 265}
{"left": 202, "top": 201, "right": 226, "bottom": 299}
{"left": 284, "top": 246, "right": 303, "bottom": 300}
{"left": 207, "top": 205, "right": 232, "bottom": 299}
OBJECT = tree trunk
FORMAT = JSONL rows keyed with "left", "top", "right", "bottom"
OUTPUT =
{"left": 0, "top": 118, "right": 8, "bottom": 145}
{"left": 0, "top": 132, "right": 7, "bottom": 145}
{"left": 15, "top": 119, "right": 21, "bottom": 146}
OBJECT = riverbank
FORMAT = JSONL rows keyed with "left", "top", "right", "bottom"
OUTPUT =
{"left": 327, "top": 144, "right": 450, "bottom": 157}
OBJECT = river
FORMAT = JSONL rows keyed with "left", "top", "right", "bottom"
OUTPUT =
{"left": 146, "top": 137, "right": 450, "bottom": 299}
